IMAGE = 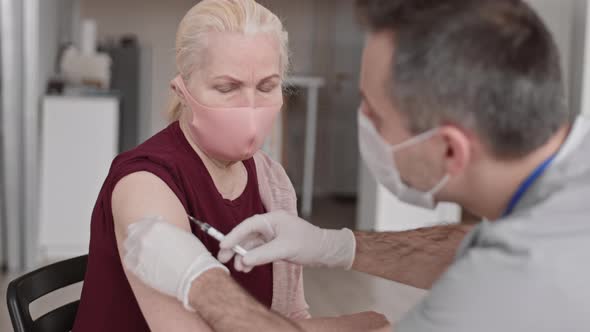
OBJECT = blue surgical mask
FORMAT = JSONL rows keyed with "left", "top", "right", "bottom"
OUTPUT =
{"left": 358, "top": 111, "right": 450, "bottom": 209}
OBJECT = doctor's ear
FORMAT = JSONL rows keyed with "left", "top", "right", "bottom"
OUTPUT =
{"left": 439, "top": 126, "right": 472, "bottom": 176}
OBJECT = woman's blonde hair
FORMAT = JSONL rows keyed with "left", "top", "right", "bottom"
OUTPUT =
{"left": 167, "top": 0, "right": 290, "bottom": 122}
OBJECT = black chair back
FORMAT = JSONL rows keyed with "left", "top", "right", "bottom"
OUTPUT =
{"left": 6, "top": 255, "right": 88, "bottom": 332}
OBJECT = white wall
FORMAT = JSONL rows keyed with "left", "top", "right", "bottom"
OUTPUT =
{"left": 525, "top": 0, "right": 588, "bottom": 116}
{"left": 526, "top": 0, "right": 575, "bottom": 97}
{"left": 318, "top": 0, "right": 364, "bottom": 195}
{"left": 580, "top": 0, "right": 590, "bottom": 116}
{"left": 37, "top": 0, "right": 60, "bottom": 92}
{"left": 526, "top": 0, "right": 590, "bottom": 117}
{"left": 79, "top": 0, "right": 194, "bottom": 135}
{"left": 569, "top": 0, "right": 588, "bottom": 116}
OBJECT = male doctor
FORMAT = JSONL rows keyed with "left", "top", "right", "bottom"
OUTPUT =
{"left": 123, "top": 0, "right": 590, "bottom": 331}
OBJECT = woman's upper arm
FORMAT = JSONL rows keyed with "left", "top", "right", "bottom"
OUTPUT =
{"left": 111, "top": 171, "right": 213, "bottom": 332}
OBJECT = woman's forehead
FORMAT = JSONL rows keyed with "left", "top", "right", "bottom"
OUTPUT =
{"left": 203, "top": 32, "right": 281, "bottom": 79}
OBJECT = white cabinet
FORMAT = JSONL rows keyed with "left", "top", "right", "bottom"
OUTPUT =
{"left": 38, "top": 96, "right": 119, "bottom": 260}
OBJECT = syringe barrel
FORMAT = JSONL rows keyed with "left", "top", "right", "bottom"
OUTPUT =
{"left": 206, "top": 227, "right": 225, "bottom": 242}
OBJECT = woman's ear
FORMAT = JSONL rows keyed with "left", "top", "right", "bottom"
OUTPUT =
{"left": 170, "top": 77, "right": 188, "bottom": 104}
{"left": 439, "top": 126, "right": 472, "bottom": 176}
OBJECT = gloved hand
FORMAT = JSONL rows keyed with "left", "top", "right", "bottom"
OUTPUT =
{"left": 123, "top": 217, "right": 229, "bottom": 311}
{"left": 218, "top": 211, "right": 356, "bottom": 271}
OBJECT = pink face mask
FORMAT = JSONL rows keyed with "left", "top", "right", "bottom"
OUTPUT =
{"left": 173, "top": 76, "right": 282, "bottom": 161}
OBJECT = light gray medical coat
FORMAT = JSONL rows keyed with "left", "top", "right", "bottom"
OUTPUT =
{"left": 398, "top": 116, "right": 590, "bottom": 332}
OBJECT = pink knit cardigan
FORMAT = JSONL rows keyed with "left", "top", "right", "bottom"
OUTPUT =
{"left": 253, "top": 152, "right": 311, "bottom": 320}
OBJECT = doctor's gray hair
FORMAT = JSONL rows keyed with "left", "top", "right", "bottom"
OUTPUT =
{"left": 356, "top": 0, "right": 572, "bottom": 158}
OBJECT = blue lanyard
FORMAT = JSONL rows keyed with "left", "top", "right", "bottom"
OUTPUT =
{"left": 502, "top": 154, "right": 558, "bottom": 217}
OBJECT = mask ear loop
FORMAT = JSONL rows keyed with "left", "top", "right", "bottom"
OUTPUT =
{"left": 172, "top": 75, "right": 203, "bottom": 107}
{"left": 390, "top": 128, "right": 440, "bottom": 152}
{"left": 389, "top": 128, "right": 451, "bottom": 195}
{"left": 427, "top": 174, "right": 450, "bottom": 195}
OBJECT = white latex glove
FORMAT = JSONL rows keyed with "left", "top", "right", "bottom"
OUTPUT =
{"left": 228, "top": 235, "right": 267, "bottom": 273}
{"left": 123, "top": 217, "right": 229, "bottom": 311}
{"left": 218, "top": 211, "right": 356, "bottom": 271}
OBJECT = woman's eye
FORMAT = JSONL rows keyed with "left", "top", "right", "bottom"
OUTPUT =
{"left": 258, "top": 83, "right": 277, "bottom": 93}
{"left": 215, "top": 85, "right": 237, "bottom": 93}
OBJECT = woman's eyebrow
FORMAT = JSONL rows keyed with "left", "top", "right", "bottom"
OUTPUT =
{"left": 212, "top": 75, "right": 242, "bottom": 82}
{"left": 211, "top": 74, "right": 280, "bottom": 83}
{"left": 258, "top": 74, "right": 281, "bottom": 84}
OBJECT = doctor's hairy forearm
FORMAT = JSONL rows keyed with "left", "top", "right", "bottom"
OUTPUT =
{"left": 188, "top": 269, "right": 303, "bottom": 332}
{"left": 352, "top": 224, "right": 474, "bottom": 289}
{"left": 188, "top": 269, "right": 392, "bottom": 332}
{"left": 219, "top": 211, "right": 475, "bottom": 290}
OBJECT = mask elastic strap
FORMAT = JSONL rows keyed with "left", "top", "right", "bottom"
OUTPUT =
{"left": 391, "top": 128, "right": 439, "bottom": 153}
{"left": 173, "top": 75, "right": 205, "bottom": 107}
{"left": 174, "top": 75, "right": 230, "bottom": 110}
{"left": 428, "top": 174, "right": 450, "bottom": 195}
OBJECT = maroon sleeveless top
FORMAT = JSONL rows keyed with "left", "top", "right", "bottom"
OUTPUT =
{"left": 72, "top": 122, "right": 273, "bottom": 331}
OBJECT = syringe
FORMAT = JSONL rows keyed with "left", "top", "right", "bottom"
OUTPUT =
{"left": 187, "top": 215, "right": 249, "bottom": 256}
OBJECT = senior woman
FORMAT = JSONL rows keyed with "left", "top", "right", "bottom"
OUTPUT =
{"left": 72, "top": 0, "right": 387, "bottom": 331}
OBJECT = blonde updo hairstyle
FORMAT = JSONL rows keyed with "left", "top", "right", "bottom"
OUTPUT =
{"left": 168, "top": 0, "right": 290, "bottom": 121}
